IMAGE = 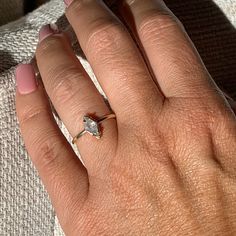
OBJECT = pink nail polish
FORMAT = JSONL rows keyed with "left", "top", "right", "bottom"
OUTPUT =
{"left": 39, "top": 23, "right": 59, "bottom": 43}
{"left": 64, "top": 0, "right": 73, "bottom": 7}
{"left": 15, "top": 64, "right": 38, "bottom": 95}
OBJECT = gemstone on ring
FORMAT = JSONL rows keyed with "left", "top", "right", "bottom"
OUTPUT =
{"left": 83, "top": 116, "right": 101, "bottom": 138}
{"left": 72, "top": 113, "right": 116, "bottom": 144}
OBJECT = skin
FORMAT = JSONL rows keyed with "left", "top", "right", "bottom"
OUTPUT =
{"left": 15, "top": 0, "right": 236, "bottom": 235}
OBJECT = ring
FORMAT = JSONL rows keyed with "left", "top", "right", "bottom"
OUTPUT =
{"left": 72, "top": 113, "right": 116, "bottom": 144}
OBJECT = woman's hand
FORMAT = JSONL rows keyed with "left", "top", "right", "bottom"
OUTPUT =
{"left": 15, "top": 0, "right": 236, "bottom": 235}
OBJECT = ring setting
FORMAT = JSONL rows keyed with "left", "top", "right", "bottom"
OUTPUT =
{"left": 72, "top": 113, "right": 116, "bottom": 144}
{"left": 83, "top": 116, "right": 101, "bottom": 138}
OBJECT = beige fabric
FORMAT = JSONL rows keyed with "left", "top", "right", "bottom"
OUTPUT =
{"left": 0, "top": 0, "right": 235, "bottom": 235}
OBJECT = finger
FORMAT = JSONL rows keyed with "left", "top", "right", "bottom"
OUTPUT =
{"left": 119, "top": 0, "right": 220, "bottom": 98}
{"left": 15, "top": 64, "right": 88, "bottom": 231}
{"left": 65, "top": 0, "right": 164, "bottom": 121}
{"left": 36, "top": 25, "right": 117, "bottom": 172}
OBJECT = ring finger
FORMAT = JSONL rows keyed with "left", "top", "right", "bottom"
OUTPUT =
{"left": 36, "top": 25, "right": 117, "bottom": 173}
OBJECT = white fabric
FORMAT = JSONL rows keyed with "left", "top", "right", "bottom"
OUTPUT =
{"left": 0, "top": 0, "right": 235, "bottom": 235}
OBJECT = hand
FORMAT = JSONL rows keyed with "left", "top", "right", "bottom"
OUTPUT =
{"left": 15, "top": 0, "right": 236, "bottom": 235}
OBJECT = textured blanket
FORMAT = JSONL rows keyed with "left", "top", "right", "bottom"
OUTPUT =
{"left": 0, "top": 0, "right": 235, "bottom": 235}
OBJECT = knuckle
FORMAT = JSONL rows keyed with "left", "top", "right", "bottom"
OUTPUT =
{"left": 18, "top": 105, "right": 49, "bottom": 127}
{"left": 36, "top": 34, "right": 64, "bottom": 58}
{"left": 18, "top": 106, "right": 63, "bottom": 170}
{"left": 32, "top": 133, "right": 63, "bottom": 171}
{"left": 138, "top": 10, "right": 179, "bottom": 40}
{"left": 86, "top": 19, "right": 126, "bottom": 56}
{"left": 50, "top": 66, "right": 82, "bottom": 105}
{"left": 68, "top": 0, "right": 83, "bottom": 13}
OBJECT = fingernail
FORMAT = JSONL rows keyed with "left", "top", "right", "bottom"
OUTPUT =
{"left": 64, "top": 0, "right": 73, "bottom": 7}
{"left": 39, "top": 23, "right": 59, "bottom": 43}
{"left": 15, "top": 64, "right": 38, "bottom": 95}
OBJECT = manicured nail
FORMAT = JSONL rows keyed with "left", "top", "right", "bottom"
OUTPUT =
{"left": 64, "top": 0, "right": 73, "bottom": 7}
{"left": 39, "top": 23, "right": 59, "bottom": 43}
{"left": 15, "top": 64, "right": 38, "bottom": 95}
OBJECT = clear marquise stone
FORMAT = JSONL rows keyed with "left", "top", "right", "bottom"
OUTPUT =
{"left": 83, "top": 116, "right": 101, "bottom": 137}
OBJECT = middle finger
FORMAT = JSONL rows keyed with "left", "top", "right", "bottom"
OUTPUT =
{"left": 65, "top": 0, "right": 164, "bottom": 123}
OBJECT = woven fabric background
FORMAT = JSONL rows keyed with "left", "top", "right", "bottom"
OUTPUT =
{"left": 0, "top": 0, "right": 235, "bottom": 235}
